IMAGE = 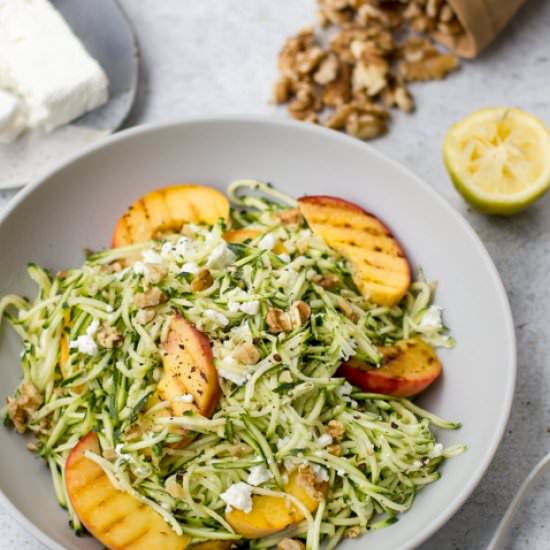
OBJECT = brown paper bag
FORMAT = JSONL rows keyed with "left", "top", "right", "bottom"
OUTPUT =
{"left": 435, "top": 0, "right": 528, "bottom": 58}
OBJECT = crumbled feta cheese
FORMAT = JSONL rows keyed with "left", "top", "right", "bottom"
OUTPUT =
{"left": 419, "top": 305, "right": 444, "bottom": 331}
{"left": 175, "top": 394, "right": 194, "bottom": 403}
{"left": 133, "top": 261, "right": 147, "bottom": 275}
{"left": 160, "top": 242, "right": 174, "bottom": 257}
{"left": 317, "top": 434, "right": 333, "bottom": 447}
{"left": 277, "top": 436, "right": 291, "bottom": 450}
{"left": 231, "top": 323, "right": 253, "bottom": 342}
{"left": 69, "top": 334, "right": 97, "bottom": 356}
{"left": 220, "top": 482, "right": 253, "bottom": 513}
{"left": 86, "top": 319, "right": 100, "bottom": 336}
{"left": 240, "top": 300, "right": 259, "bottom": 315}
{"left": 311, "top": 464, "right": 330, "bottom": 483}
{"left": 204, "top": 309, "right": 229, "bottom": 327}
{"left": 207, "top": 242, "right": 236, "bottom": 270}
{"left": 175, "top": 237, "right": 191, "bottom": 257}
{"left": 258, "top": 233, "right": 277, "bottom": 251}
{"left": 306, "top": 269, "right": 317, "bottom": 281}
{"left": 142, "top": 249, "right": 162, "bottom": 264}
{"left": 217, "top": 356, "right": 248, "bottom": 385}
{"left": 247, "top": 464, "right": 273, "bottom": 486}
{"left": 428, "top": 443, "right": 443, "bottom": 459}
{"left": 337, "top": 382, "right": 354, "bottom": 397}
{"left": 227, "top": 301, "right": 241, "bottom": 313}
{"left": 180, "top": 262, "right": 199, "bottom": 275}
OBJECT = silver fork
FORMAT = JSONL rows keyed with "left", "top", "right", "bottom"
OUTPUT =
{"left": 487, "top": 453, "right": 550, "bottom": 549}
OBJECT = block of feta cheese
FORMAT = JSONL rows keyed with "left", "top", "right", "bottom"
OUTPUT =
{"left": 0, "top": 0, "right": 109, "bottom": 133}
{"left": 0, "top": 89, "right": 26, "bottom": 144}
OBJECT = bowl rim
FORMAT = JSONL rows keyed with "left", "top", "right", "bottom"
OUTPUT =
{"left": 0, "top": 114, "right": 516, "bottom": 550}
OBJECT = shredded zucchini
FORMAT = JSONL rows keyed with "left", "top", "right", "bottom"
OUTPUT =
{"left": 0, "top": 181, "right": 464, "bottom": 548}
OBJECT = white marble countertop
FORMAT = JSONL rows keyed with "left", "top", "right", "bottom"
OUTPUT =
{"left": 1, "top": 0, "right": 549, "bottom": 548}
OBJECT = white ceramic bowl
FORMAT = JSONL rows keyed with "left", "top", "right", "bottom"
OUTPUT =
{"left": 0, "top": 116, "right": 516, "bottom": 550}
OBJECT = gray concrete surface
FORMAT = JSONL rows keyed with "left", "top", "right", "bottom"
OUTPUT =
{"left": 1, "top": 0, "right": 549, "bottom": 548}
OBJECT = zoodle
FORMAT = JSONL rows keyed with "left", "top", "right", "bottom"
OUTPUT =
{"left": 1, "top": 181, "right": 464, "bottom": 549}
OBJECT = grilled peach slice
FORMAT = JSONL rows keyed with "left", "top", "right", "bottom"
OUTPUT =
{"left": 224, "top": 228, "right": 287, "bottom": 254}
{"left": 112, "top": 184, "right": 229, "bottom": 247}
{"left": 338, "top": 338, "right": 442, "bottom": 397}
{"left": 158, "top": 315, "right": 221, "bottom": 418}
{"left": 298, "top": 196, "right": 411, "bottom": 306}
{"left": 226, "top": 468, "right": 326, "bottom": 539}
{"left": 65, "top": 433, "right": 190, "bottom": 550}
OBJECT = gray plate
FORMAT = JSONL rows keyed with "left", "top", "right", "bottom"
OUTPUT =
{"left": 0, "top": 0, "right": 138, "bottom": 189}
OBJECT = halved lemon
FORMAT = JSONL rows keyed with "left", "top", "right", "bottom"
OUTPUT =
{"left": 444, "top": 108, "right": 550, "bottom": 215}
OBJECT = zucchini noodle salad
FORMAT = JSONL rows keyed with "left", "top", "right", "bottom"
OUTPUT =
{"left": 0, "top": 180, "right": 465, "bottom": 550}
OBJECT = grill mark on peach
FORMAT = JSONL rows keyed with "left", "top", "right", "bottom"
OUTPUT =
{"left": 355, "top": 263, "right": 409, "bottom": 286}
{"left": 187, "top": 198, "right": 200, "bottom": 221}
{"left": 100, "top": 505, "right": 143, "bottom": 535}
{"left": 128, "top": 200, "right": 151, "bottom": 244}
{"left": 310, "top": 216, "right": 390, "bottom": 238}
{"left": 74, "top": 477, "right": 115, "bottom": 505}
{"left": 71, "top": 467, "right": 104, "bottom": 491}
{"left": 341, "top": 247, "right": 408, "bottom": 278}
{"left": 159, "top": 190, "right": 175, "bottom": 229}
{"left": 117, "top": 525, "right": 152, "bottom": 546}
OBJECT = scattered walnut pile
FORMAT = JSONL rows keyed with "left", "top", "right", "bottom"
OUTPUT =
{"left": 273, "top": 0, "right": 462, "bottom": 140}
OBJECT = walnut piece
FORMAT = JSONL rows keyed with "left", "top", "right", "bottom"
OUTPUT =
{"left": 276, "top": 207, "right": 303, "bottom": 225}
{"left": 288, "top": 83, "right": 323, "bottom": 121}
{"left": 352, "top": 59, "right": 389, "bottom": 97}
{"left": 6, "top": 381, "right": 43, "bottom": 434}
{"left": 327, "top": 444, "right": 343, "bottom": 456}
{"left": 102, "top": 448, "right": 117, "bottom": 461}
{"left": 277, "top": 539, "right": 305, "bottom": 550}
{"left": 400, "top": 53, "right": 459, "bottom": 81}
{"left": 289, "top": 300, "right": 311, "bottom": 329}
{"left": 297, "top": 463, "right": 326, "bottom": 500}
{"left": 135, "top": 308, "right": 156, "bottom": 325}
{"left": 144, "top": 264, "right": 167, "bottom": 285}
{"left": 312, "top": 273, "right": 340, "bottom": 289}
{"left": 267, "top": 308, "right": 292, "bottom": 333}
{"left": 382, "top": 80, "right": 415, "bottom": 113}
{"left": 267, "top": 301, "right": 311, "bottom": 333}
{"left": 322, "top": 59, "right": 351, "bottom": 107}
{"left": 326, "top": 419, "right": 346, "bottom": 441}
{"left": 233, "top": 342, "right": 261, "bottom": 365}
{"left": 133, "top": 287, "right": 166, "bottom": 309}
{"left": 165, "top": 475, "right": 186, "bottom": 499}
{"left": 314, "top": 53, "right": 339, "bottom": 85}
{"left": 336, "top": 296, "right": 359, "bottom": 321}
{"left": 96, "top": 324, "right": 123, "bottom": 348}
{"left": 345, "top": 111, "right": 387, "bottom": 140}
{"left": 191, "top": 269, "right": 214, "bottom": 292}
{"left": 272, "top": 76, "right": 294, "bottom": 104}
{"left": 346, "top": 526, "right": 362, "bottom": 539}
